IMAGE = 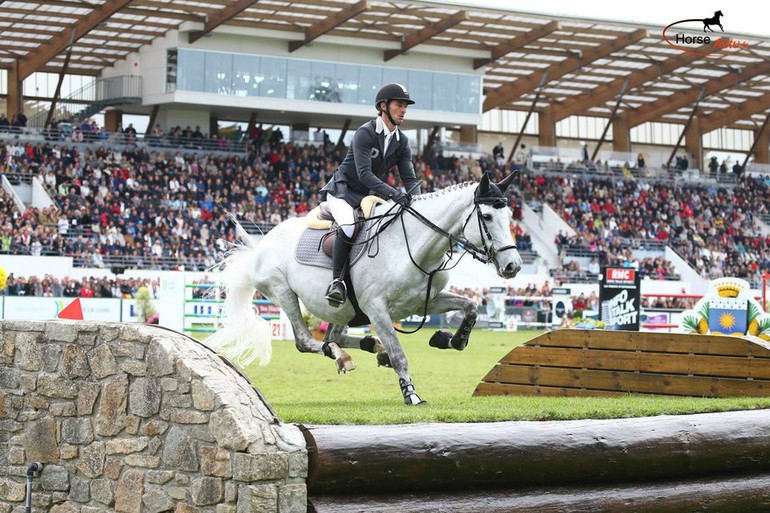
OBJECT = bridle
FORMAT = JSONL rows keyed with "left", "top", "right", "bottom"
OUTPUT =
{"left": 403, "top": 186, "right": 518, "bottom": 268}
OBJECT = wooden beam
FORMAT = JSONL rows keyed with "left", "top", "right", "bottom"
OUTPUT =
{"left": 667, "top": 88, "right": 704, "bottom": 170}
{"left": 384, "top": 11, "right": 469, "bottom": 62}
{"left": 18, "top": 0, "right": 133, "bottom": 81}
{"left": 627, "top": 59, "right": 770, "bottom": 128}
{"left": 189, "top": 0, "right": 260, "bottom": 44}
{"left": 289, "top": 0, "right": 369, "bottom": 52}
{"left": 146, "top": 105, "right": 160, "bottom": 136}
{"left": 748, "top": 116, "right": 770, "bottom": 166}
{"left": 474, "top": 21, "right": 560, "bottom": 70}
{"left": 423, "top": 125, "right": 439, "bottom": 157}
{"left": 483, "top": 29, "right": 647, "bottom": 112}
{"left": 550, "top": 42, "right": 711, "bottom": 122}
{"left": 46, "top": 29, "right": 75, "bottom": 128}
{"left": 336, "top": 118, "right": 351, "bottom": 152}
{"left": 702, "top": 92, "right": 770, "bottom": 133}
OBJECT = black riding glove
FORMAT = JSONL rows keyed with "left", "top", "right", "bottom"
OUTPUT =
{"left": 390, "top": 189, "right": 411, "bottom": 207}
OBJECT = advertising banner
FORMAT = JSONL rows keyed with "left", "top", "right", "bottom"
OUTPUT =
{"left": 599, "top": 267, "right": 641, "bottom": 331}
{"left": 4, "top": 297, "right": 122, "bottom": 322}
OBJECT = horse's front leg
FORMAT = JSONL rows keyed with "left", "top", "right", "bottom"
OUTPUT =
{"left": 425, "top": 291, "right": 478, "bottom": 351}
{"left": 365, "top": 303, "right": 425, "bottom": 405}
{"left": 321, "top": 324, "right": 356, "bottom": 373}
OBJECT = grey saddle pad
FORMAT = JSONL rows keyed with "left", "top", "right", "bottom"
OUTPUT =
{"left": 295, "top": 226, "right": 371, "bottom": 269}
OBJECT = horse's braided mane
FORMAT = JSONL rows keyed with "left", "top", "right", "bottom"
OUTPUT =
{"left": 413, "top": 181, "right": 474, "bottom": 201}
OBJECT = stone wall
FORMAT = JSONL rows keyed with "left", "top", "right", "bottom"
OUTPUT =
{"left": 0, "top": 320, "right": 307, "bottom": 513}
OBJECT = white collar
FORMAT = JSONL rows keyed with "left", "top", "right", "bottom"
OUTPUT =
{"left": 375, "top": 116, "right": 400, "bottom": 141}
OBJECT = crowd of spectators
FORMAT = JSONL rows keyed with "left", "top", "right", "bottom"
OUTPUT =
{"left": 520, "top": 171, "right": 770, "bottom": 285}
{"left": 0, "top": 273, "right": 159, "bottom": 299}
{"left": 1, "top": 117, "right": 769, "bottom": 298}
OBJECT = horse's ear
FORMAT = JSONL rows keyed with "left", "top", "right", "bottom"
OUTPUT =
{"left": 478, "top": 172, "right": 490, "bottom": 195}
{"left": 497, "top": 170, "right": 518, "bottom": 193}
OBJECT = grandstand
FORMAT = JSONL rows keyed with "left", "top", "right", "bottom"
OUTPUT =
{"left": 1, "top": 0, "right": 770, "bottom": 328}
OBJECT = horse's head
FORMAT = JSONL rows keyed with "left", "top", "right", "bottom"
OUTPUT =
{"left": 466, "top": 172, "right": 522, "bottom": 279}
{"left": 715, "top": 10, "right": 723, "bottom": 17}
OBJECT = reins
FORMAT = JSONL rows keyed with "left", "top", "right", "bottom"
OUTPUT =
{"left": 350, "top": 187, "right": 517, "bottom": 334}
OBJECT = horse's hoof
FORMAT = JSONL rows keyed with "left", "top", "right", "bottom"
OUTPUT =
{"left": 404, "top": 394, "right": 426, "bottom": 405}
{"left": 450, "top": 336, "right": 468, "bottom": 351}
{"left": 429, "top": 330, "right": 453, "bottom": 350}
{"left": 336, "top": 356, "right": 356, "bottom": 373}
{"left": 376, "top": 352, "right": 392, "bottom": 368}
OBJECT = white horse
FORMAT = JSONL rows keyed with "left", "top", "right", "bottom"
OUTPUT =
{"left": 206, "top": 172, "right": 522, "bottom": 405}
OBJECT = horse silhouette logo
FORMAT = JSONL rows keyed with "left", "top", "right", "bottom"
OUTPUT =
{"left": 663, "top": 10, "right": 743, "bottom": 56}
{"left": 703, "top": 10, "right": 724, "bottom": 32}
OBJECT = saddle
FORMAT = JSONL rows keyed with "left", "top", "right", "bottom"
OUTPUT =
{"left": 303, "top": 196, "right": 388, "bottom": 257}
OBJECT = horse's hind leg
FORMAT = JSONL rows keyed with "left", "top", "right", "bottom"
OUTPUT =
{"left": 425, "top": 291, "right": 478, "bottom": 351}
{"left": 273, "top": 289, "right": 355, "bottom": 372}
{"left": 329, "top": 325, "right": 391, "bottom": 367}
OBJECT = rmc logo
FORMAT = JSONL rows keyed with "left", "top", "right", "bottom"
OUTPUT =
{"left": 663, "top": 11, "right": 749, "bottom": 56}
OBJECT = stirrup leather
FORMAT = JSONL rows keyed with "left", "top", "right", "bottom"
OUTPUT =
{"left": 324, "top": 279, "right": 347, "bottom": 306}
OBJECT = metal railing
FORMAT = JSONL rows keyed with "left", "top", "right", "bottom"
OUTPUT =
{"left": 28, "top": 76, "right": 143, "bottom": 129}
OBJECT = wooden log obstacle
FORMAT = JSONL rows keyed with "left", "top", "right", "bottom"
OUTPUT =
{"left": 475, "top": 329, "right": 770, "bottom": 397}
{"left": 304, "top": 410, "right": 770, "bottom": 512}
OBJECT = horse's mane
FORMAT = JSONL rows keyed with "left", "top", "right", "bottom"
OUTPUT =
{"left": 412, "top": 181, "right": 475, "bottom": 202}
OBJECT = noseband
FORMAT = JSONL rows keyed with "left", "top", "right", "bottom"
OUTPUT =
{"left": 464, "top": 189, "right": 518, "bottom": 265}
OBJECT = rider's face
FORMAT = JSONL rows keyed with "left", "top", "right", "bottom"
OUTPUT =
{"left": 388, "top": 100, "right": 408, "bottom": 125}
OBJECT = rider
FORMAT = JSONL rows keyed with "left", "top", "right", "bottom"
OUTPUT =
{"left": 321, "top": 83, "right": 422, "bottom": 307}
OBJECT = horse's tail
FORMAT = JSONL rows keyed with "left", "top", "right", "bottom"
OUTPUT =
{"left": 205, "top": 220, "right": 272, "bottom": 367}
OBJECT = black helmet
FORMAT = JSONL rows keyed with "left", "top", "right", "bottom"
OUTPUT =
{"left": 375, "top": 83, "right": 415, "bottom": 112}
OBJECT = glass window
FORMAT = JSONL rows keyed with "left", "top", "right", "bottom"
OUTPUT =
{"left": 334, "top": 63, "right": 359, "bottom": 104}
{"left": 178, "top": 49, "right": 204, "bottom": 92}
{"left": 233, "top": 54, "right": 260, "bottom": 97}
{"left": 166, "top": 49, "right": 178, "bottom": 93}
{"left": 431, "top": 72, "right": 457, "bottom": 113}
{"left": 286, "top": 59, "right": 310, "bottom": 101}
{"left": 260, "top": 57, "right": 286, "bottom": 98}
{"left": 460, "top": 75, "right": 481, "bottom": 114}
{"left": 357, "top": 66, "right": 381, "bottom": 106}
{"left": 204, "top": 51, "right": 233, "bottom": 95}
{"left": 407, "top": 70, "right": 433, "bottom": 110}
{"left": 310, "top": 61, "right": 337, "bottom": 102}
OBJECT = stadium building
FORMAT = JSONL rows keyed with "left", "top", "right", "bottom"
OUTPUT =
{"left": 1, "top": 0, "right": 769, "bottom": 330}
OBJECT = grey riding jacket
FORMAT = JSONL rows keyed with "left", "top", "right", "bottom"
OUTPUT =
{"left": 321, "top": 117, "right": 421, "bottom": 208}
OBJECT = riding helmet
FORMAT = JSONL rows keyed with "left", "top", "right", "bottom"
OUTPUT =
{"left": 375, "top": 83, "right": 415, "bottom": 112}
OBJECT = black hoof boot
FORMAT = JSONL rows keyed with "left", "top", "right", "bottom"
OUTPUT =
{"left": 400, "top": 378, "right": 426, "bottom": 405}
{"left": 324, "top": 279, "right": 347, "bottom": 307}
{"left": 429, "top": 330, "right": 453, "bottom": 349}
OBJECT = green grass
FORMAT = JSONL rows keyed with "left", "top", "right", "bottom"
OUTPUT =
{"left": 223, "top": 329, "right": 770, "bottom": 425}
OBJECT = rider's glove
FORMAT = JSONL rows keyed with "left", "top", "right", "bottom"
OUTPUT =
{"left": 390, "top": 189, "right": 412, "bottom": 207}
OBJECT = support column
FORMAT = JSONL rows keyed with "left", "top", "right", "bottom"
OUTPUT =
{"left": 7, "top": 59, "right": 22, "bottom": 121}
{"left": 104, "top": 109, "right": 122, "bottom": 133}
{"left": 612, "top": 113, "right": 630, "bottom": 153}
{"left": 538, "top": 107, "right": 555, "bottom": 147}
{"left": 459, "top": 125, "right": 477, "bottom": 144}
{"left": 684, "top": 116, "right": 702, "bottom": 170}
{"left": 209, "top": 115, "right": 218, "bottom": 138}
{"left": 292, "top": 122, "right": 310, "bottom": 142}
{"left": 754, "top": 123, "right": 770, "bottom": 165}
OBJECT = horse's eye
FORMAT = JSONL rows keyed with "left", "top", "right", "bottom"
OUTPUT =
{"left": 483, "top": 214, "right": 493, "bottom": 221}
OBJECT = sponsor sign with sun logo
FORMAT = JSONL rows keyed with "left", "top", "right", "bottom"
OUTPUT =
{"left": 681, "top": 278, "right": 770, "bottom": 339}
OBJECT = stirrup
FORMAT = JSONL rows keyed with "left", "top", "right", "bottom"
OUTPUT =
{"left": 324, "top": 279, "right": 347, "bottom": 307}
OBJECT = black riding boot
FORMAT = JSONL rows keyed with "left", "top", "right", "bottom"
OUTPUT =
{"left": 325, "top": 228, "right": 353, "bottom": 307}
